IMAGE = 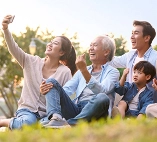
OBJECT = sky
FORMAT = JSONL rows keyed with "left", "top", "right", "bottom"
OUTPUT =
{"left": 0, "top": 0, "right": 157, "bottom": 50}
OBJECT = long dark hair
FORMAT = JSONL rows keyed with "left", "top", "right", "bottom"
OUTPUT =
{"left": 57, "top": 36, "right": 77, "bottom": 75}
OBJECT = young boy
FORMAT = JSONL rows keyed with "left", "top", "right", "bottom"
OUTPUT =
{"left": 111, "top": 61, "right": 156, "bottom": 119}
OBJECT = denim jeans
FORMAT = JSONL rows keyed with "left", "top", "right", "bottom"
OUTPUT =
{"left": 9, "top": 108, "right": 40, "bottom": 130}
{"left": 125, "top": 109, "right": 139, "bottom": 117}
{"left": 45, "top": 78, "right": 110, "bottom": 125}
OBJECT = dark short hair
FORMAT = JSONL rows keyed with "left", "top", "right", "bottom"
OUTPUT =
{"left": 133, "top": 20, "right": 156, "bottom": 45}
{"left": 134, "top": 61, "right": 156, "bottom": 83}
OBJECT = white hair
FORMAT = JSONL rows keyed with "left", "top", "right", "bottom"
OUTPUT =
{"left": 97, "top": 35, "right": 116, "bottom": 61}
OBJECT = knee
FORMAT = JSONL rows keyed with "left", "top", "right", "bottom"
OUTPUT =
{"left": 10, "top": 117, "right": 37, "bottom": 130}
{"left": 46, "top": 78, "right": 58, "bottom": 84}
{"left": 146, "top": 104, "right": 155, "bottom": 118}
{"left": 23, "top": 117, "right": 37, "bottom": 125}
{"left": 95, "top": 93, "right": 110, "bottom": 106}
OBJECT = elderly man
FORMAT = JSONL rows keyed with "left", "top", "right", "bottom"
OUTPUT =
{"left": 40, "top": 35, "right": 120, "bottom": 128}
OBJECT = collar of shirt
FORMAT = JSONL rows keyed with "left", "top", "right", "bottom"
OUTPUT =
{"left": 87, "top": 63, "right": 108, "bottom": 73}
{"left": 133, "top": 46, "right": 153, "bottom": 59}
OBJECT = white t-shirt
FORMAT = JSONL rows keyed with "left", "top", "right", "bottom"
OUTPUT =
{"left": 133, "top": 56, "right": 144, "bottom": 66}
{"left": 129, "top": 87, "right": 146, "bottom": 110}
{"left": 78, "top": 71, "right": 101, "bottom": 102}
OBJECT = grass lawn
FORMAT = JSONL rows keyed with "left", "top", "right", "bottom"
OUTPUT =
{"left": 0, "top": 117, "right": 157, "bottom": 142}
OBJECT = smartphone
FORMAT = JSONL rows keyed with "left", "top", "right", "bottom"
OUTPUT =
{"left": 9, "top": 15, "right": 15, "bottom": 23}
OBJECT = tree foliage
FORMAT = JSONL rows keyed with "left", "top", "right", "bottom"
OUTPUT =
{"left": 110, "top": 34, "right": 129, "bottom": 76}
{"left": 153, "top": 45, "right": 157, "bottom": 51}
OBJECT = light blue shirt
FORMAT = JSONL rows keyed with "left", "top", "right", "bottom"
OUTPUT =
{"left": 108, "top": 46, "right": 157, "bottom": 101}
{"left": 63, "top": 63, "right": 120, "bottom": 100}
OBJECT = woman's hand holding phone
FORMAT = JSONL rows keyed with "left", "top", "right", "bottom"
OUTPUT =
{"left": 2, "top": 15, "right": 15, "bottom": 30}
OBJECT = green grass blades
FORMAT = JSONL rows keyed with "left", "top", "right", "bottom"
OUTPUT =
{"left": 0, "top": 118, "right": 157, "bottom": 142}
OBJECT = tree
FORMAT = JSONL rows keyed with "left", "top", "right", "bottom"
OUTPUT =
{"left": 111, "top": 34, "right": 128, "bottom": 76}
{"left": 114, "top": 36, "right": 128, "bottom": 56}
{"left": 0, "top": 27, "right": 81, "bottom": 117}
{"left": 153, "top": 45, "right": 157, "bottom": 51}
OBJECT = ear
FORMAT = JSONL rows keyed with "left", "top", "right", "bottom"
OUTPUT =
{"left": 104, "top": 49, "right": 110, "bottom": 56}
{"left": 144, "top": 35, "right": 151, "bottom": 43}
{"left": 59, "top": 51, "right": 65, "bottom": 57}
{"left": 146, "top": 74, "right": 151, "bottom": 82}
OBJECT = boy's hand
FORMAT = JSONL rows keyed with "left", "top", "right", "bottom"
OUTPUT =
{"left": 119, "top": 68, "right": 129, "bottom": 86}
{"left": 152, "top": 78, "right": 157, "bottom": 91}
{"left": 123, "top": 68, "right": 129, "bottom": 76}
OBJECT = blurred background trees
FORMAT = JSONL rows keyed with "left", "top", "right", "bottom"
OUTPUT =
{"left": 112, "top": 34, "right": 129, "bottom": 76}
{"left": 153, "top": 45, "right": 157, "bottom": 51}
{"left": 0, "top": 27, "right": 137, "bottom": 117}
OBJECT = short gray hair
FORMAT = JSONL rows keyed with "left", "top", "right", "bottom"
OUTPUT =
{"left": 98, "top": 35, "right": 116, "bottom": 61}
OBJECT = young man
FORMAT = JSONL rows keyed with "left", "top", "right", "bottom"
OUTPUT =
{"left": 112, "top": 61, "right": 156, "bottom": 119}
{"left": 40, "top": 35, "right": 120, "bottom": 128}
{"left": 109, "top": 20, "right": 157, "bottom": 102}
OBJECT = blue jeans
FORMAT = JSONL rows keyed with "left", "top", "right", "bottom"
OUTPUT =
{"left": 125, "top": 109, "right": 139, "bottom": 117}
{"left": 9, "top": 108, "right": 40, "bottom": 130}
{"left": 44, "top": 78, "right": 110, "bottom": 125}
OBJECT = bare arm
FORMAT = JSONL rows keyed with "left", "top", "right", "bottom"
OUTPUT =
{"left": 119, "top": 68, "right": 129, "bottom": 86}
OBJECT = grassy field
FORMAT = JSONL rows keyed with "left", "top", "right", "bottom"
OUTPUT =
{"left": 0, "top": 117, "right": 157, "bottom": 142}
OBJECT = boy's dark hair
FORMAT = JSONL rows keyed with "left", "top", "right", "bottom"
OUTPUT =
{"left": 134, "top": 61, "right": 156, "bottom": 83}
{"left": 133, "top": 20, "right": 156, "bottom": 46}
